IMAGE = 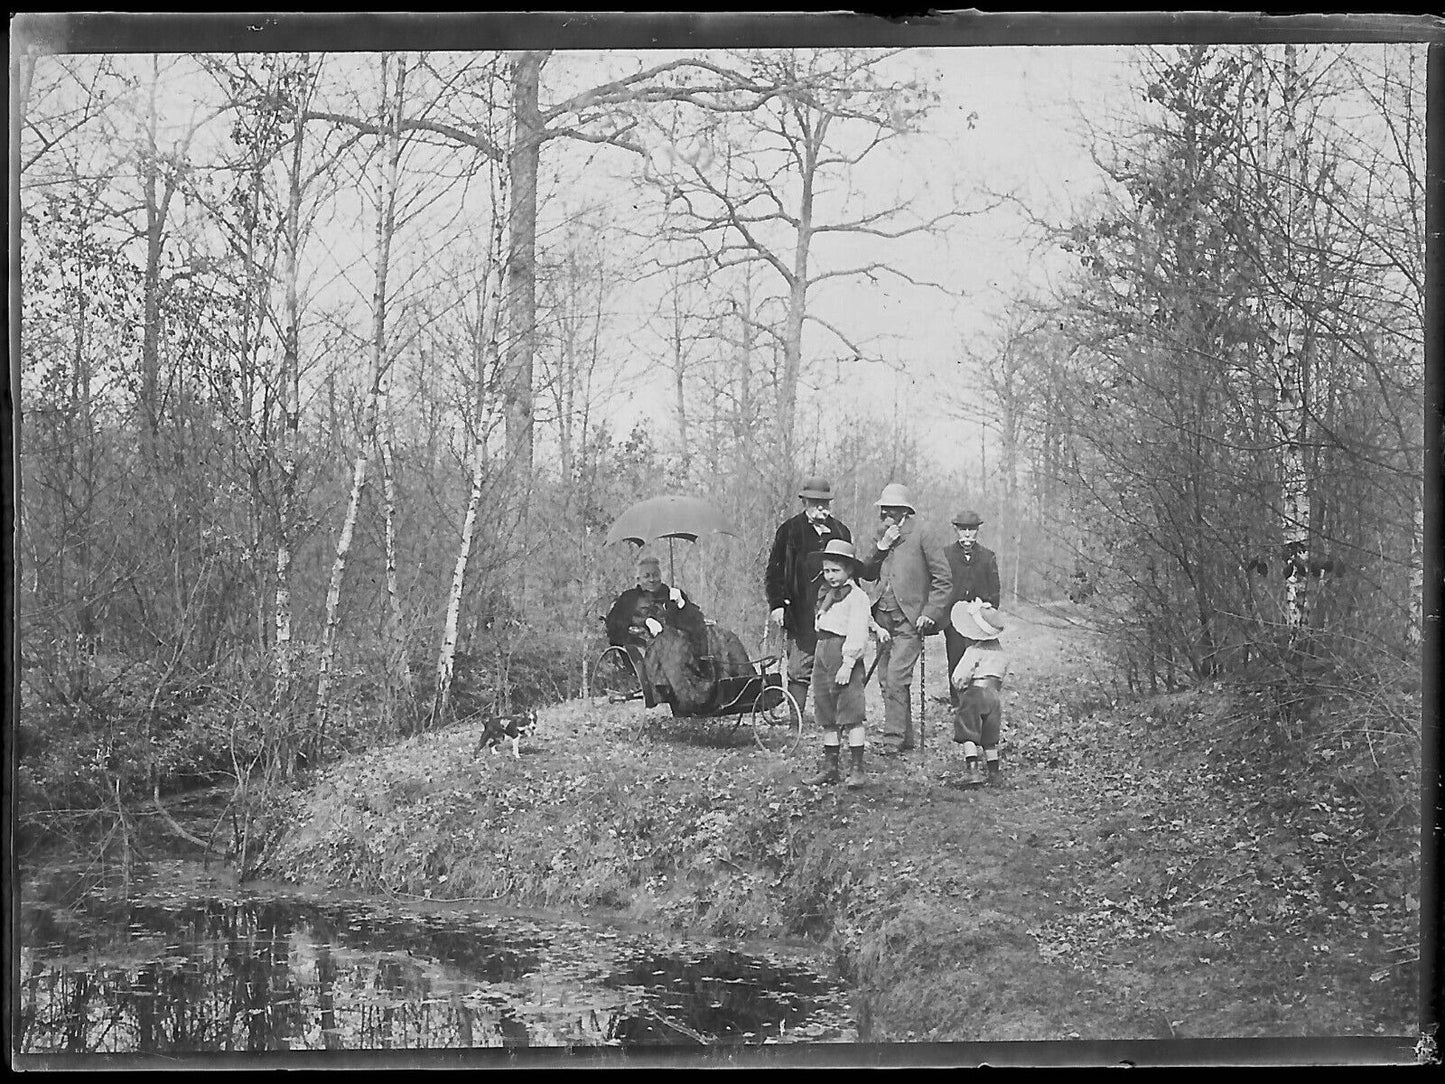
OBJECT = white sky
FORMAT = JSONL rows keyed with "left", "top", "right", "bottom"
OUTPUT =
{"left": 564, "top": 45, "right": 1142, "bottom": 477}
{"left": 21, "top": 39, "right": 1420, "bottom": 485}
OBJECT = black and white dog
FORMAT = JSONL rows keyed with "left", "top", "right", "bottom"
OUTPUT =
{"left": 477, "top": 708, "right": 537, "bottom": 759}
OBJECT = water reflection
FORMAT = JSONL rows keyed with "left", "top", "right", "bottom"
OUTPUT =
{"left": 17, "top": 863, "right": 854, "bottom": 1054}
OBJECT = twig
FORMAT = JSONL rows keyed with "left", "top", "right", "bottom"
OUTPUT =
{"left": 151, "top": 783, "right": 211, "bottom": 851}
{"left": 203, "top": 791, "right": 239, "bottom": 866}
{"left": 1174, "top": 869, "right": 1256, "bottom": 908}
{"left": 1364, "top": 726, "right": 1381, "bottom": 770}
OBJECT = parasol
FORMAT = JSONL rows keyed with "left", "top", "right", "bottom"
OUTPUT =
{"left": 604, "top": 494, "right": 739, "bottom": 580}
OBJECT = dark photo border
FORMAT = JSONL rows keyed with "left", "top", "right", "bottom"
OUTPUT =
{"left": 7, "top": 8, "right": 1441, "bottom": 1070}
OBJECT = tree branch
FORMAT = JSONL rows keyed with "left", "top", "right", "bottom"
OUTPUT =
{"left": 303, "top": 109, "right": 504, "bottom": 161}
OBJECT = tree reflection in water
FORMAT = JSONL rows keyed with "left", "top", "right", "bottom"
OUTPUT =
{"left": 17, "top": 868, "right": 854, "bottom": 1053}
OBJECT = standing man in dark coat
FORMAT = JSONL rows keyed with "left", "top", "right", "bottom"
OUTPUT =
{"left": 943, "top": 509, "right": 1002, "bottom": 706}
{"left": 766, "top": 476, "right": 853, "bottom": 718}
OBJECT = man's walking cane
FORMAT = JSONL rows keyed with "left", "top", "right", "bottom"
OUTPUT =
{"left": 919, "top": 646, "right": 926, "bottom": 768}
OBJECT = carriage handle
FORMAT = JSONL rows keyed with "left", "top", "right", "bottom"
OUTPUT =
{"left": 759, "top": 615, "right": 782, "bottom": 674}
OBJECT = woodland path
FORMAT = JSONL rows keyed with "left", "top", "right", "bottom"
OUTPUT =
{"left": 820, "top": 600, "right": 1419, "bottom": 1043}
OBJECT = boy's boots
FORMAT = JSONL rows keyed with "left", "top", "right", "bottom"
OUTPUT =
{"left": 804, "top": 744, "right": 841, "bottom": 786}
{"left": 986, "top": 757, "right": 1002, "bottom": 785}
{"left": 964, "top": 758, "right": 987, "bottom": 787}
{"left": 846, "top": 745, "right": 866, "bottom": 789}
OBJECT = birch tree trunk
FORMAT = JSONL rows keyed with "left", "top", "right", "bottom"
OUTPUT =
{"left": 274, "top": 56, "right": 311, "bottom": 772}
{"left": 373, "top": 65, "right": 413, "bottom": 709}
{"left": 1276, "top": 47, "right": 1312, "bottom": 634}
{"left": 314, "top": 54, "right": 405, "bottom": 756}
{"left": 432, "top": 160, "right": 509, "bottom": 728}
{"left": 433, "top": 439, "right": 486, "bottom": 727}
{"left": 1256, "top": 45, "right": 1312, "bottom": 634}
{"left": 378, "top": 393, "right": 413, "bottom": 700}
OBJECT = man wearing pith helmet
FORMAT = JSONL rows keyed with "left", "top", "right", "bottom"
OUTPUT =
{"left": 858, "top": 482, "right": 953, "bottom": 755}
{"left": 766, "top": 476, "right": 853, "bottom": 718}
{"left": 944, "top": 508, "right": 1001, "bottom": 707}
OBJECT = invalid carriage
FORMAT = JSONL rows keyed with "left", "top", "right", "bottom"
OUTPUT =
{"left": 589, "top": 495, "right": 803, "bottom": 755}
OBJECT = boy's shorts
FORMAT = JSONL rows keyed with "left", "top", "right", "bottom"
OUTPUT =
{"left": 811, "top": 632, "right": 865, "bottom": 730}
{"left": 953, "top": 681, "right": 1002, "bottom": 747}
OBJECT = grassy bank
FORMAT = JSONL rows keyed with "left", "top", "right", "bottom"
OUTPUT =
{"left": 265, "top": 601, "right": 1420, "bottom": 1043}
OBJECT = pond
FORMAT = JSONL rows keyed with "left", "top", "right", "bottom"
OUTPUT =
{"left": 15, "top": 860, "right": 857, "bottom": 1057}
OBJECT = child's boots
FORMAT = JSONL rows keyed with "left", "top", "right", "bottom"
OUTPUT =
{"left": 846, "top": 745, "right": 866, "bottom": 789}
{"left": 804, "top": 744, "right": 841, "bottom": 786}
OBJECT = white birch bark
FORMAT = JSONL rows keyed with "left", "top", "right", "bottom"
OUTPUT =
{"left": 1278, "top": 47, "right": 1312, "bottom": 633}
{"left": 314, "top": 450, "right": 369, "bottom": 748}
{"left": 1256, "top": 45, "right": 1311, "bottom": 633}
{"left": 432, "top": 153, "right": 509, "bottom": 727}
{"left": 275, "top": 57, "right": 310, "bottom": 691}
{"left": 374, "top": 60, "right": 412, "bottom": 699}
{"left": 315, "top": 55, "right": 404, "bottom": 751}
{"left": 378, "top": 395, "right": 412, "bottom": 694}
{"left": 432, "top": 439, "right": 486, "bottom": 727}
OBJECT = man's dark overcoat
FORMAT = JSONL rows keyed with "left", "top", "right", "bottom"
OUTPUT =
{"left": 946, "top": 541, "right": 1001, "bottom": 610}
{"left": 944, "top": 540, "right": 1002, "bottom": 694}
{"left": 764, "top": 512, "right": 852, "bottom": 652}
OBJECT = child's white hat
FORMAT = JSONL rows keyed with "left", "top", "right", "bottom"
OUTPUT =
{"left": 950, "top": 598, "right": 1005, "bottom": 641}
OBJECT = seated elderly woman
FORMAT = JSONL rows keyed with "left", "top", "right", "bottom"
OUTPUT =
{"left": 603, "top": 555, "right": 751, "bottom": 715}
{"left": 605, "top": 555, "right": 703, "bottom": 648}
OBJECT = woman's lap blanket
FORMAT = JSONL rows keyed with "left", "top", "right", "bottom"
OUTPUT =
{"left": 644, "top": 624, "right": 753, "bottom": 715}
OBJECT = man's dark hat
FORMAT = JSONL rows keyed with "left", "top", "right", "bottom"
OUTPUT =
{"left": 951, "top": 509, "right": 985, "bottom": 528}
{"left": 798, "top": 476, "right": 834, "bottom": 501}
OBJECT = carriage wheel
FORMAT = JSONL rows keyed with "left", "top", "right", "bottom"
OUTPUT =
{"left": 750, "top": 685, "right": 802, "bottom": 756}
{"left": 593, "top": 646, "right": 642, "bottom": 704}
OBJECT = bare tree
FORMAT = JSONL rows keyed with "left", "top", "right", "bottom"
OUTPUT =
{"left": 314, "top": 54, "right": 409, "bottom": 755}
{"left": 1251, "top": 44, "right": 1314, "bottom": 632}
{"left": 432, "top": 210, "right": 509, "bottom": 728}
{"left": 635, "top": 49, "right": 980, "bottom": 480}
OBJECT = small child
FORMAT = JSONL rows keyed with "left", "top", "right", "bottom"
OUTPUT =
{"left": 948, "top": 599, "right": 1010, "bottom": 787}
{"left": 803, "top": 540, "right": 874, "bottom": 789}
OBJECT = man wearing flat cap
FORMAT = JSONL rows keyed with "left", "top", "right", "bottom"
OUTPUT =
{"left": 858, "top": 483, "right": 953, "bottom": 755}
{"left": 944, "top": 509, "right": 1001, "bottom": 706}
{"left": 766, "top": 476, "right": 853, "bottom": 717}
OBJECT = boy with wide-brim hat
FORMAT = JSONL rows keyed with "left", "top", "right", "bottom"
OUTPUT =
{"left": 765, "top": 475, "right": 853, "bottom": 721}
{"left": 948, "top": 598, "right": 1009, "bottom": 787}
{"left": 802, "top": 539, "right": 875, "bottom": 789}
